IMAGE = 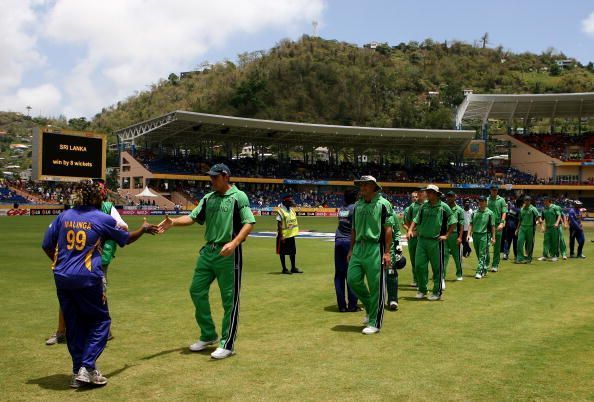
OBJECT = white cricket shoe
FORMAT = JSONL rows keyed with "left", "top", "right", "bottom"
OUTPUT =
{"left": 362, "top": 326, "right": 380, "bottom": 335}
{"left": 474, "top": 273, "right": 482, "bottom": 279}
{"left": 456, "top": 276, "right": 463, "bottom": 281}
{"left": 551, "top": 257, "right": 558, "bottom": 262}
{"left": 562, "top": 255, "right": 567, "bottom": 260}
{"left": 189, "top": 339, "right": 218, "bottom": 352}
{"left": 537, "top": 257, "right": 547, "bottom": 261}
{"left": 389, "top": 301, "right": 399, "bottom": 311}
{"left": 428, "top": 293, "right": 441, "bottom": 301}
{"left": 491, "top": 267, "right": 498, "bottom": 272}
{"left": 415, "top": 292, "right": 425, "bottom": 299}
{"left": 75, "top": 367, "right": 107, "bottom": 386}
{"left": 211, "top": 347, "right": 234, "bottom": 360}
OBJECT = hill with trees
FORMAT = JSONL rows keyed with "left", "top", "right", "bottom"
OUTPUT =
{"left": 91, "top": 35, "right": 594, "bottom": 134}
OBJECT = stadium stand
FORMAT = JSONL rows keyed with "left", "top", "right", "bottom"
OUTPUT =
{"left": 512, "top": 132, "right": 594, "bottom": 162}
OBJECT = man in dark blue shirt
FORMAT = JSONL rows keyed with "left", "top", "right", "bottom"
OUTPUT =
{"left": 568, "top": 200, "right": 586, "bottom": 258}
{"left": 42, "top": 181, "right": 157, "bottom": 388}
{"left": 503, "top": 197, "right": 521, "bottom": 260}
{"left": 334, "top": 189, "right": 359, "bottom": 312}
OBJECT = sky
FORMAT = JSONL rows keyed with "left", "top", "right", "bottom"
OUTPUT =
{"left": 1, "top": 0, "right": 593, "bottom": 119}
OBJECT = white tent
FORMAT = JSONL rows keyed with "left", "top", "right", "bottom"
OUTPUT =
{"left": 135, "top": 186, "right": 159, "bottom": 197}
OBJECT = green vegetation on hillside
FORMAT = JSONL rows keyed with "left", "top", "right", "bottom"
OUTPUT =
{"left": 92, "top": 36, "right": 594, "bottom": 134}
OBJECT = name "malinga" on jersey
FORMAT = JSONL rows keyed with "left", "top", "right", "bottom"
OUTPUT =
{"left": 59, "top": 144, "right": 87, "bottom": 152}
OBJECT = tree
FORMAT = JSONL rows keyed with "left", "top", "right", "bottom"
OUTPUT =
{"left": 480, "top": 32, "right": 489, "bottom": 49}
{"left": 68, "top": 117, "right": 90, "bottom": 131}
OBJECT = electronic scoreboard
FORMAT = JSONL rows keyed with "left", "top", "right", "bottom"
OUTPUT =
{"left": 32, "top": 128, "right": 107, "bottom": 182}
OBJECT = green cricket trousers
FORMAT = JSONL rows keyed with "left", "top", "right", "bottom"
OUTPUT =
{"left": 472, "top": 233, "right": 490, "bottom": 275}
{"left": 444, "top": 232, "right": 463, "bottom": 278}
{"left": 517, "top": 226, "right": 536, "bottom": 263}
{"left": 414, "top": 237, "right": 445, "bottom": 297}
{"left": 543, "top": 227, "right": 560, "bottom": 258}
{"left": 347, "top": 241, "right": 386, "bottom": 329}
{"left": 190, "top": 243, "right": 242, "bottom": 351}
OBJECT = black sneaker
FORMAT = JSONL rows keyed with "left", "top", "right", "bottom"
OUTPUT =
{"left": 281, "top": 269, "right": 292, "bottom": 274}
{"left": 338, "top": 307, "right": 347, "bottom": 312}
{"left": 347, "top": 306, "right": 362, "bottom": 312}
{"left": 290, "top": 268, "right": 303, "bottom": 274}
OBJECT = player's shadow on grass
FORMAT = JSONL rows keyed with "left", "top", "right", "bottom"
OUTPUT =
{"left": 331, "top": 325, "right": 363, "bottom": 333}
{"left": 140, "top": 347, "right": 192, "bottom": 360}
{"left": 27, "top": 374, "right": 72, "bottom": 391}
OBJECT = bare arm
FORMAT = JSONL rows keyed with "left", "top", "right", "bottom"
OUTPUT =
{"left": 220, "top": 223, "right": 254, "bottom": 257}
{"left": 347, "top": 229, "right": 356, "bottom": 262}
{"left": 383, "top": 226, "right": 393, "bottom": 268}
{"left": 127, "top": 218, "right": 158, "bottom": 244}
{"left": 158, "top": 214, "right": 194, "bottom": 232}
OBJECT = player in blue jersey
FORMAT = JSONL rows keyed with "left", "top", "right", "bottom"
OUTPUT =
{"left": 42, "top": 181, "right": 158, "bottom": 388}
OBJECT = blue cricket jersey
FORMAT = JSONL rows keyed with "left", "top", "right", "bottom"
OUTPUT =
{"left": 42, "top": 206, "right": 130, "bottom": 289}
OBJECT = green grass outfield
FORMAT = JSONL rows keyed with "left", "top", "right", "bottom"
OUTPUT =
{"left": 1, "top": 216, "right": 593, "bottom": 401}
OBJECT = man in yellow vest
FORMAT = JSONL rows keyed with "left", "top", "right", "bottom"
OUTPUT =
{"left": 277, "top": 194, "right": 303, "bottom": 274}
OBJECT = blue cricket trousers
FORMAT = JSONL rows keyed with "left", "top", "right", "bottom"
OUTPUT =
{"left": 334, "top": 238, "right": 358, "bottom": 310}
{"left": 56, "top": 283, "right": 111, "bottom": 374}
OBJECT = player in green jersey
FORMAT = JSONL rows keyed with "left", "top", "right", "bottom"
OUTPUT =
{"left": 347, "top": 176, "right": 394, "bottom": 334}
{"left": 515, "top": 196, "right": 542, "bottom": 264}
{"left": 444, "top": 191, "right": 464, "bottom": 281}
{"left": 158, "top": 164, "right": 255, "bottom": 359}
{"left": 402, "top": 189, "right": 426, "bottom": 287}
{"left": 468, "top": 196, "right": 496, "bottom": 279}
{"left": 538, "top": 196, "right": 562, "bottom": 262}
{"left": 407, "top": 185, "right": 456, "bottom": 301}
{"left": 487, "top": 185, "right": 507, "bottom": 272}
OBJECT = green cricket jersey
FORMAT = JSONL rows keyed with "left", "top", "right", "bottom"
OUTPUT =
{"left": 404, "top": 201, "right": 423, "bottom": 225}
{"left": 389, "top": 213, "right": 402, "bottom": 242}
{"left": 449, "top": 204, "right": 465, "bottom": 234}
{"left": 189, "top": 185, "right": 256, "bottom": 243}
{"left": 352, "top": 193, "right": 394, "bottom": 242}
{"left": 542, "top": 204, "right": 561, "bottom": 228}
{"left": 487, "top": 195, "right": 508, "bottom": 224}
{"left": 471, "top": 207, "right": 495, "bottom": 234}
{"left": 519, "top": 205, "right": 540, "bottom": 227}
{"left": 413, "top": 200, "right": 456, "bottom": 238}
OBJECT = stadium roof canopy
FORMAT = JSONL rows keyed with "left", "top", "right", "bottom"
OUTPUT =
{"left": 455, "top": 92, "right": 594, "bottom": 128}
{"left": 115, "top": 110, "right": 475, "bottom": 154}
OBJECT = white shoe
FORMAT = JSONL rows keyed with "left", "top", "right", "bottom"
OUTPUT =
{"left": 389, "top": 301, "right": 399, "bottom": 311}
{"left": 362, "top": 315, "right": 369, "bottom": 325}
{"left": 211, "top": 347, "right": 234, "bottom": 360}
{"left": 415, "top": 292, "right": 425, "bottom": 299}
{"left": 491, "top": 267, "right": 498, "bottom": 272}
{"left": 362, "top": 326, "right": 380, "bottom": 335}
{"left": 75, "top": 367, "right": 107, "bottom": 386}
{"left": 189, "top": 339, "right": 218, "bottom": 352}
{"left": 428, "top": 293, "right": 441, "bottom": 301}
{"left": 474, "top": 273, "right": 482, "bottom": 279}
{"left": 441, "top": 279, "right": 446, "bottom": 290}
{"left": 551, "top": 257, "right": 558, "bottom": 262}
{"left": 562, "top": 255, "right": 567, "bottom": 260}
{"left": 537, "top": 257, "right": 547, "bottom": 261}
{"left": 456, "top": 276, "right": 463, "bottom": 281}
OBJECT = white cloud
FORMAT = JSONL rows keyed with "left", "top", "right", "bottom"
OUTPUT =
{"left": 0, "top": 83, "right": 62, "bottom": 116}
{"left": 0, "top": 0, "right": 324, "bottom": 118}
{"left": 583, "top": 12, "right": 594, "bottom": 36}
{"left": 0, "top": 0, "right": 45, "bottom": 92}
{"left": 42, "top": 0, "right": 325, "bottom": 117}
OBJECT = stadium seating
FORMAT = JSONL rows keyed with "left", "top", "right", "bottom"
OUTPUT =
{"left": 512, "top": 133, "right": 594, "bottom": 162}
{"left": 135, "top": 153, "right": 540, "bottom": 185}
